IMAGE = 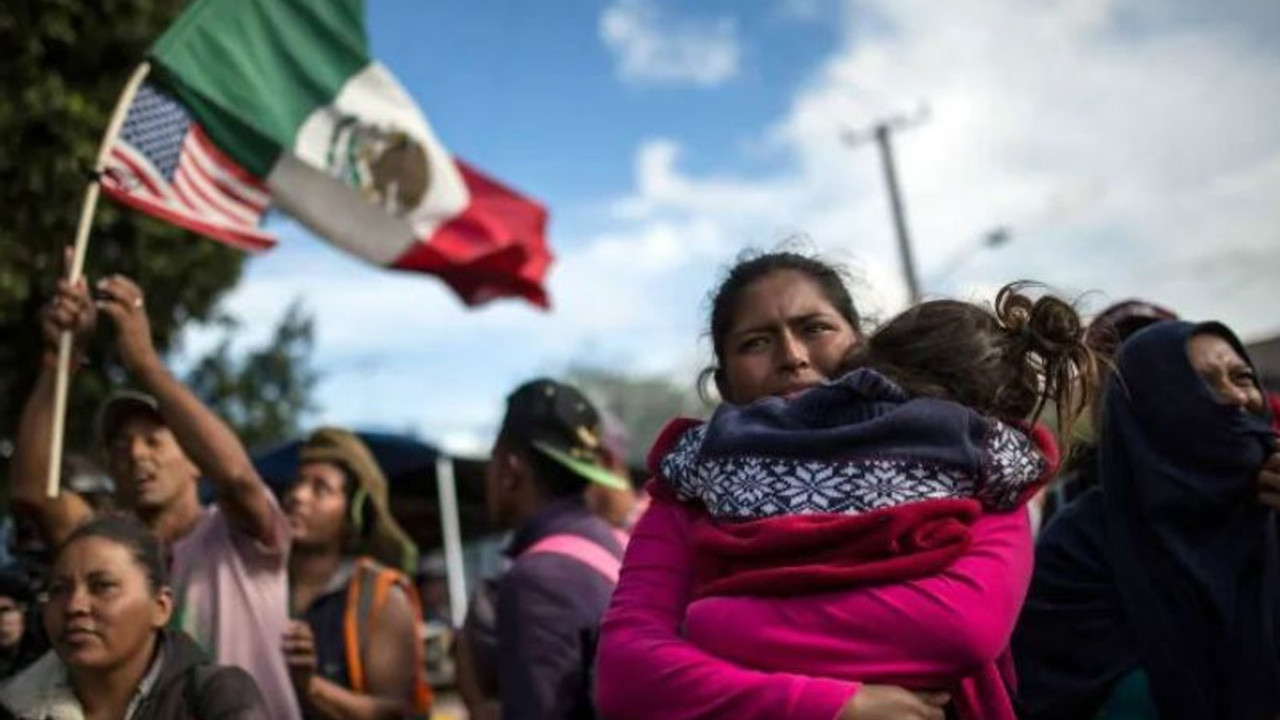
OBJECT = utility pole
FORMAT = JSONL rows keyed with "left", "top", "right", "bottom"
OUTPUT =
{"left": 844, "top": 109, "right": 928, "bottom": 304}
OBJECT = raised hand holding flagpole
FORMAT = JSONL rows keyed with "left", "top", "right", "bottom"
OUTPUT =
{"left": 45, "top": 61, "right": 151, "bottom": 499}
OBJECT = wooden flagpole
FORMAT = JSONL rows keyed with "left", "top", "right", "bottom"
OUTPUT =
{"left": 46, "top": 61, "right": 152, "bottom": 498}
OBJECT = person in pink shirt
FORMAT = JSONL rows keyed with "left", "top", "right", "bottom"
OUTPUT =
{"left": 596, "top": 253, "right": 1067, "bottom": 720}
{"left": 11, "top": 267, "right": 301, "bottom": 720}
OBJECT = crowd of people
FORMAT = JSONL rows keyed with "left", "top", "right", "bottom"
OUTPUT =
{"left": 0, "top": 248, "right": 1277, "bottom": 720}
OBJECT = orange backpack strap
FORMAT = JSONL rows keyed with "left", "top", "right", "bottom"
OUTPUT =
{"left": 342, "top": 559, "right": 381, "bottom": 693}
{"left": 343, "top": 558, "right": 435, "bottom": 715}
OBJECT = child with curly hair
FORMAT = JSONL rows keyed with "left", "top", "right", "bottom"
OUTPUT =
{"left": 647, "top": 283, "right": 1097, "bottom": 720}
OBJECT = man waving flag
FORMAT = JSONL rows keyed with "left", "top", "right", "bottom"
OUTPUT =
{"left": 104, "top": 0, "right": 550, "bottom": 308}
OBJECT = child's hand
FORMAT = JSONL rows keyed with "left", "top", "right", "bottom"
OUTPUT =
{"left": 838, "top": 684, "right": 951, "bottom": 720}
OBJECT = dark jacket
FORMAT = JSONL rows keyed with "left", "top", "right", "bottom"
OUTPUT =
{"left": 497, "top": 497, "right": 623, "bottom": 720}
{"left": 1013, "top": 321, "right": 1280, "bottom": 720}
{"left": 0, "top": 625, "right": 46, "bottom": 683}
{"left": 0, "top": 629, "right": 269, "bottom": 720}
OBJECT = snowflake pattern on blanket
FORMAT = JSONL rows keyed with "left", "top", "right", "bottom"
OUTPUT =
{"left": 660, "top": 421, "right": 1044, "bottom": 520}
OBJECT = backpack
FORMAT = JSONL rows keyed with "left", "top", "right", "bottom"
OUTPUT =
{"left": 345, "top": 558, "right": 435, "bottom": 718}
{"left": 521, "top": 533, "right": 624, "bottom": 584}
{"left": 520, "top": 533, "right": 624, "bottom": 720}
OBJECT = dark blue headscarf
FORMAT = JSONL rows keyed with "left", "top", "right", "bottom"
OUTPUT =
{"left": 1014, "top": 321, "right": 1280, "bottom": 720}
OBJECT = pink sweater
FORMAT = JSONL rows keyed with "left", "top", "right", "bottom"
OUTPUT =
{"left": 596, "top": 498, "right": 1032, "bottom": 720}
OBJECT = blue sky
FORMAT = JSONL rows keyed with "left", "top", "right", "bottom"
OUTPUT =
{"left": 371, "top": 0, "right": 840, "bottom": 193}
{"left": 182, "top": 0, "right": 1280, "bottom": 455}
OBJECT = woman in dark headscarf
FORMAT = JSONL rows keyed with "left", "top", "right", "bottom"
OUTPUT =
{"left": 1013, "top": 320, "right": 1280, "bottom": 719}
{"left": 1035, "top": 299, "right": 1179, "bottom": 527}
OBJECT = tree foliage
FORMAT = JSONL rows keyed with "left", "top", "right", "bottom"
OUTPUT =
{"left": 0, "top": 0, "right": 247, "bottom": 451}
{"left": 186, "top": 302, "right": 321, "bottom": 450}
{"left": 564, "top": 365, "right": 708, "bottom": 468}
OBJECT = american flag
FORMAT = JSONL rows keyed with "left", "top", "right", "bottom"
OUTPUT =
{"left": 102, "top": 83, "right": 277, "bottom": 252}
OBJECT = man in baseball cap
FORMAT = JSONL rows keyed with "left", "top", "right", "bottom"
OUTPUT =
{"left": 10, "top": 270, "right": 301, "bottom": 720}
{"left": 476, "top": 378, "right": 628, "bottom": 720}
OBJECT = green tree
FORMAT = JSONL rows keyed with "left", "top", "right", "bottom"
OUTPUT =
{"left": 565, "top": 365, "right": 708, "bottom": 468}
{"left": 186, "top": 301, "right": 321, "bottom": 450}
{"left": 0, "top": 1, "right": 247, "bottom": 451}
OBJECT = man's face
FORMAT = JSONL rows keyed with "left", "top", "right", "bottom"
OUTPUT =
{"left": 0, "top": 596, "right": 24, "bottom": 649}
{"left": 106, "top": 413, "right": 199, "bottom": 512}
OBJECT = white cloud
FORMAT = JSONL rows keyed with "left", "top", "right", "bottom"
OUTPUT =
{"left": 599, "top": 0, "right": 740, "bottom": 87}
{"left": 602, "top": 0, "right": 1280, "bottom": 337}
{"left": 209, "top": 0, "right": 1280, "bottom": 449}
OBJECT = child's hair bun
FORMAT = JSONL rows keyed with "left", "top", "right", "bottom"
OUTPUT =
{"left": 995, "top": 282, "right": 1096, "bottom": 441}
{"left": 996, "top": 282, "right": 1085, "bottom": 361}
{"left": 849, "top": 281, "right": 1100, "bottom": 455}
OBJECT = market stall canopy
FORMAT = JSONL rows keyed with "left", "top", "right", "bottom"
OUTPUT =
{"left": 250, "top": 430, "right": 496, "bottom": 552}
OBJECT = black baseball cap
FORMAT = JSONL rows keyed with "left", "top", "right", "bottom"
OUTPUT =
{"left": 497, "top": 379, "right": 628, "bottom": 491}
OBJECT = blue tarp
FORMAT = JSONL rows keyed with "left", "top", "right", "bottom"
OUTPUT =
{"left": 251, "top": 431, "right": 444, "bottom": 493}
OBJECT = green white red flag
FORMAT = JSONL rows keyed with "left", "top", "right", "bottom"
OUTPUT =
{"left": 106, "top": 0, "right": 551, "bottom": 308}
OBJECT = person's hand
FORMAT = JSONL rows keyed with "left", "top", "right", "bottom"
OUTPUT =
{"left": 94, "top": 274, "right": 159, "bottom": 374}
{"left": 42, "top": 279, "right": 96, "bottom": 358}
{"left": 41, "top": 247, "right": 97, "bottom": 356}
{"left": 837, "top": 684, "right": 951, "bottom": 720}
{"left": 1259, "top": 439, "right": 1280, "bottom": 511}
{"left": 282, "top": 620, "right": 318, "bottom": 695}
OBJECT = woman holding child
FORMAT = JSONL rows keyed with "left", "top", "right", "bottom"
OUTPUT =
{"left": 596, "top": 251, "right": 1095, "bottom": 720}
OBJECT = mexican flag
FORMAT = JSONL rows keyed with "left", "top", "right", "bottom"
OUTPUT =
{"left": 146, "top": 0, "right": 550, "bottom": 307}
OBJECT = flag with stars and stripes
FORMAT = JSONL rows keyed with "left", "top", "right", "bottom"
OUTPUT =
{"left": 102, "top": 83, "right": 276, "bottom": 252}
{"left": 136, "top": 0, "right": 552, "bottom": 308}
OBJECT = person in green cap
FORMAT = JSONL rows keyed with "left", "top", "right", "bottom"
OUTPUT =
{"left": 280, "top": 427, "right": 434, "bottom": 720}
{"left": 458, "top": 378, "right": 630, "bottom": 720}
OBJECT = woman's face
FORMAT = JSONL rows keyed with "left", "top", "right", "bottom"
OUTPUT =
{"left": 721, "top": 270, "right": 859, "bottom": 405}
{"left": 1187, "top": 333, "right": 1264, "bottom": 414}
{"left": 42, "top": 537, "right": 170, "bottom": 672}
{"left": 285, "top": 461, "right": 351, "bottom": 550}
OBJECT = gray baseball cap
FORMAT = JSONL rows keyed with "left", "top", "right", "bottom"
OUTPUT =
{"left": 95, "top": 389, "right": 164, "bottom": 447}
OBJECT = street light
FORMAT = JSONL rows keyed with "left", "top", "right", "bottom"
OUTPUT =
{"left": 925, "top": 226, "right": 1013, "bottom": 292}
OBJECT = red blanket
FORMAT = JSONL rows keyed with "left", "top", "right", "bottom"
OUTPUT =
{"left": 690, "top": 498, "right": 982, "bottom": 597}
{"left": 647, "top": 418, "right": 1058, "bottom": 598}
